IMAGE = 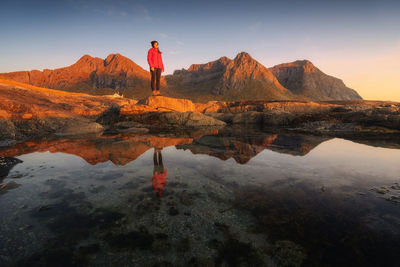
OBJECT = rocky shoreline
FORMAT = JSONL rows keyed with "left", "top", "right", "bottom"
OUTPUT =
{"left": 1, "top": 78, "right": 399, "bottom": 144}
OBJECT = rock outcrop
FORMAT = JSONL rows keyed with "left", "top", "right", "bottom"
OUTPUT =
{"left": 205, "top": 99, "right": 400, "bottom": 135}
{"left": 0, "top": 78, "right": 398, "bottom": 144}
{"left": 270, "top": 60, "right": 362, "bottom": 101}
{"left": 137, "top": 96, "right": 198, "bottom": 112}
{"left": 157, "top": 112, "right": 226, "bottom": 127}
{"left": 0, "top": 157, "right": 23, "bottom": 183}
{"left": 0, "top": 79, "right": 227, "bottom": 141}
{"left": 0, "top": 78, "right": 135, "bottom": 140}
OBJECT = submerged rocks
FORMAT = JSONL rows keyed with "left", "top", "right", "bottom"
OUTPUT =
{"left": 372, "top": 183, "right": 400, "bottom": 204}
{"left": 0, "top": 181, "right": 21, "bottom": 195}
{"left": 270, "top": 240, "right": 306, "bottom": 267}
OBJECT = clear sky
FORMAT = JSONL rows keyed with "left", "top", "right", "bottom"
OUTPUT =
{"left": 1, "top": 0, "right": 399, "bottom": 101}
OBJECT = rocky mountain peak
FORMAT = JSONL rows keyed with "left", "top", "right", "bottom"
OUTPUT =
{"left": 234, "top": 51, "right": 253, "bottom": 62}
{"left": 187, "top": 56, "right": 232, "bottom": 73}
{"left": 270, "top": 60, "right": 362, "bottom": 100}
{"left": 104, "top": 53, "right": 132, "bottom": 67}
{"left": 100, "top": 54, "right": 148, "bottom": 77}
{"left": 104, "top": 54, "right": 116, "bottom": 65}
{"left": 219, "top": 56, "right": 230, "bottom": 61}
{"left": 229, "top": 52, "right": 264, "bottom": 73}
{"left": 214, "top": 52, "right": 290, "bottom": 96}
{"left": 226, "top": 52, "right": 274, "bottom": 77}
{"left": 104, "top": 53, "right": 126, "bottom": 65}
{"left": 296, "top": 60, "right": 318, "bottom": 73}
{"left": 74, "top": 54, "right": 99, "bottom": 67}
{"left": 70, "top": 54, "right": 103, "bottom": 72}
{"left": 77, "top": 54, "right": 94, "bottom": 63}
{"left": 273, "top": 60, "right": 319, "bottom": 73}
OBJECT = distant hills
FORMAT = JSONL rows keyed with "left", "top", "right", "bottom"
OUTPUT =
{"left": 271, "top": 60, "right": 362, "bottom": 101}
{"left": 0, "top": 52, "right": 362, "bottom": 102}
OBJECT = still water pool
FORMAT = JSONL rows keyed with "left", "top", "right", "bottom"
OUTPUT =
{"left": 1, "top": 127, "right": 399, "bottom": 266}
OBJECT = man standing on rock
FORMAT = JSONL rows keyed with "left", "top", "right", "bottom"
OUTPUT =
{"left": 147, "top": 41, "right": 164, "bottom": 96}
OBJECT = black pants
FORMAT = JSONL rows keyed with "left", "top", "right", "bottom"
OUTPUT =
{"left": 153, "top": 150, "right": 164, "bottom": 173}
{"left": 150, "top": 68, "right": 161, "bottom": 91}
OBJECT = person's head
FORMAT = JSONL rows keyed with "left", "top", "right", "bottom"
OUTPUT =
{"left": 151, "top": 40, "right": 159, "bottom": 49}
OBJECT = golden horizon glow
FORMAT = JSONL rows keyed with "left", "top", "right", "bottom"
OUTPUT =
{"left": 318, "top": 39, "right": 400, "bottom": 102}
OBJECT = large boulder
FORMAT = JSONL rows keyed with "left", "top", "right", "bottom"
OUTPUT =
{"left": 0, "top": 120, "right": 16, "bottom": 140}
{"left": 158, "top": 112, "right": 226, "bottom": 127}
{"left": 138, "top": 96, "right": 197, "bottom": 112}
{"left": 58, "top": 118, "right": 104, "bottom": 136}
{"left": 208, "top": 111, "right": 263, "bottom": 124}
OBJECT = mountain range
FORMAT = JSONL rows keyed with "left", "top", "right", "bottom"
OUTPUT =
{"left": 271, "top": 60, "right": 361, "bottom": 101}
{"left": 0, "top": 52, "right": 362, "bottom": 102}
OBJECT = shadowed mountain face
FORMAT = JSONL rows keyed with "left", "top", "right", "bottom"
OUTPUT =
{"left": 165, "top": 56, "right": 231, "bottom": 101}
{"left": 270, "top": 60, "right": 362, "bottom": 101}
{"left": 0, "top": 54, "right": 161, "bottom": 99}
{"left": 165, "top": 52, "right": 297, "bottom": 102}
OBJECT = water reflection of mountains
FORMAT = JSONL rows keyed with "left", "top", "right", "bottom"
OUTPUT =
{"left": 176, "top": 131, "right": 328, "bottom": 164}
{"left": 1, "top": 127, "right": 399, "bottom": 165}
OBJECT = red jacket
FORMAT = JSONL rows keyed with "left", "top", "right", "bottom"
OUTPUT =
{"left": 152, "top": 169, "right": 167, "bottom": 196}
{"left": 147, "top": 48, "right": 164, "bottom": 71}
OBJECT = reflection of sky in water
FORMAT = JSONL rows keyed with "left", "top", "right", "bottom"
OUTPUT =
{"left": 166, "top": 138, "right": 400, "bottom": 190}
{"left": 249, "top": 138, "right": 400, "bottom": 185}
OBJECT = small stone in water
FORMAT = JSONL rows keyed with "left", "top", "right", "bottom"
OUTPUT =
{"left": 169, "top": 207, "right": 179, "bottom": 216}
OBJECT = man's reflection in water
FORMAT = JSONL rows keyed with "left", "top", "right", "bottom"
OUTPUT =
{"left": 152, "top": 147, "right": 167, "bottom": 197}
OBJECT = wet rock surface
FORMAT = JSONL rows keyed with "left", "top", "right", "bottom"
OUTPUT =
{"left": 234, "top": 184, "right": 400, "bottom": 267}
{"left": 0, "top": 158, "right": 23, "bottom": 194}
{"left": 372, "top": 183, "right": 400, "bottom": 204}
{"left": 1, "top": 78, "right": 400, "bottom": 144}
{"left": 0, "top": 157, "right": 23, "bottom": 180}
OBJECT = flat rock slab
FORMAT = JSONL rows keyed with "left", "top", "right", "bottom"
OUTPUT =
{"left": 158, "top": 112, "right": 226, "bottom": 127}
